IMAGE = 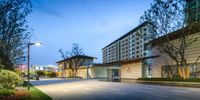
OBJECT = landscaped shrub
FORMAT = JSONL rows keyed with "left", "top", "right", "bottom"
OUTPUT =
{"left": 44, "top": 71, "right": 49, "bottom": 76}
{"left": 0, "top": 69, "right": 22, "bottom": 90}
{"left": 36, "top": 70, "right": 45, "bottom": 76}
{"left": 42, "top": 71, "right": 57, "bottom": 77}
{"left": 47, "top": 72, "right": 57, "bottom": 77}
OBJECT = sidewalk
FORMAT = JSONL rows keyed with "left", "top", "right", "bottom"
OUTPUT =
{"left": 136, "top": 80, "right": 200, "bottom": 88}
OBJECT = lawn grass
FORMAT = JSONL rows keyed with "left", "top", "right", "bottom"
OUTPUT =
{"left": 137, "top": 78, "right": 200, "bottom": 82}
{"left": 22, "top": 82, "right": 52, "bottom": 100}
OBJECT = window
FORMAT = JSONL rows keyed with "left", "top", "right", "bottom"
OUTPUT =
{"left": 189, "top": 1, "right": 196, "bottom": 8}
{"left": 148, "top": 65, "right": 152, "bottom": 77}
{"left": 191, "top": 64, "right": 196, "bottom": 74}
{"left": 144, "top": 52, "right": 147, "bottom": 56}
{"left": 143, "top": 28, "right": 147, "bottom": 32}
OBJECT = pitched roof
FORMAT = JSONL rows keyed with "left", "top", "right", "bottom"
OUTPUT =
{"left": 148, "top": 22, "right": 200, "bottom": 45}
{"left": 56, "top": 55, "right": 97, "bottom": 63}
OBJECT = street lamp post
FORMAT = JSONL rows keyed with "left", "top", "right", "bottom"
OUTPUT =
{"left": 27, "top": 42, "right": 42, "bottom": 90}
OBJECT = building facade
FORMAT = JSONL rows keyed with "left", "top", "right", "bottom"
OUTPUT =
{"left": 56, "top": 55, "right": 97, "bottom": 78}
{"left": 102, "top": 41, "right": 120, "bottom": 63}
{"left": 186, "top": 0, "right": 200, "bottom": 24}
{"left": 102, "top": 21, "right": 151, "bottom": 63}
{"left": 146, "top": 23, "right": 200, "bottom": 78}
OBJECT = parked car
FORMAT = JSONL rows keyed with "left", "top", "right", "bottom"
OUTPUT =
{"left": 29, "top": 74, "right": 39, "bottom": 80}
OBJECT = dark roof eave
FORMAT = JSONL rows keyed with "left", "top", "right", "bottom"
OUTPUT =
{"left": 148, "top": 22, "right": 200, "bottom": 46}
{"left": 56, "top": 55, "right": 97, "bottom": 63}
{"left": 94, "top": 56, "right": 159, "bottom": 66}
{"left": 121, "top": 55, "right": 160, "bottom": 64}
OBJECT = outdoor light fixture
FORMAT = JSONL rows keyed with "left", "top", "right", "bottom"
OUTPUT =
{"left": 28, "top": 42, "right": 42, "bottom": 46}
{"left": 27, "top": 42, "right": 42, "bottom": 91}
{"left": 34, "top": 42, "right": 42, "bottom": 46}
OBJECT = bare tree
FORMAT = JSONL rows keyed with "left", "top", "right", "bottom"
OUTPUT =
{"left": 59, "top": 43, "right": 85, "bottom": 77}
{"left": 0, "top": 0, "right": 32, "bottom": 70}
{"left": 141, "top": 0, "right": 200, "bottom": 79}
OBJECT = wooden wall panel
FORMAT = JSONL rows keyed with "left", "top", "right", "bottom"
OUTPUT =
{"left": 121, "top": 62, "right": 142, "bottom": 79}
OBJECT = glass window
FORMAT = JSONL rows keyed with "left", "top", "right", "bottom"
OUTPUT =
{"left": 148, "top": 65, "right": 152, "bottom": 77}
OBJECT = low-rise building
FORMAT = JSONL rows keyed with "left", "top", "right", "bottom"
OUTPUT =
{"left": 56, "top": 55, "right": 97, "bottom": 79}
{"left": 93, "top": 56, "right": 157, "bottom": 80}
{"left": 146, "top": 22, "right": 200, "bottom": 78}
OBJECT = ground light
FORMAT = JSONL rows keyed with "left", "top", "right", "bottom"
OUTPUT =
{"left": 27, "top": 42, "right": 42, "bottom": 90}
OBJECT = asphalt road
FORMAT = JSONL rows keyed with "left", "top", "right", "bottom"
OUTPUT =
{"left": 31, "top": 78, "right": 200, "bottom": 100}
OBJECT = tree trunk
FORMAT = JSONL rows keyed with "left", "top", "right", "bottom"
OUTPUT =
{"left": 73, "top": 70, "right": 77, "bottom": 78}
{"left": 195, "top": 65, "right": 197, "bottom": 79}
{"left": 168, "top": 66, "right": 173, "bottom": 79}
{"left": 178, "top": 66, "right": 190, "bottom": 79}
{"left": 186, "top": 66, "right": 190, "bottom": 79}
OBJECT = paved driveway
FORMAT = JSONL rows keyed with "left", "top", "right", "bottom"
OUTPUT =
{"left": 31, "top": 78, "right": 200, "bottom": 100}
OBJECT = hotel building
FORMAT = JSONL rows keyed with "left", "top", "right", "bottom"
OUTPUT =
{"left": 102, "top": 21, "right": 151, "bottom": 63}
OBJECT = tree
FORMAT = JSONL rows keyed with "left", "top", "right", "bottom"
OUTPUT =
{"left": 140, "top": 0, "right": 200, "bottom": 79}
{"left": 0, "top": 0, "right": 32, "bottom": 70}
{"left": 59, "top": 43, "right": 85, "bottom": 77}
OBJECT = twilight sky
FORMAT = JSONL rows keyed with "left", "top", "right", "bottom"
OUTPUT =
{"left": 27, "top": 0, "right": 152, "bottom": 66}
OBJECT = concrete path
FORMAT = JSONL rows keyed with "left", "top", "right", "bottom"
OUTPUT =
{"left": 31, "top": 78, "right": 200, "bottom": 100}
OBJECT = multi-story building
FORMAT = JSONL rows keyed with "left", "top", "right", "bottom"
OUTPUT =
{"left": 102, "top": 21, "right": 151, "bottom": 63}
{"left": 102, "top": 41, "right": 120, "bottom": 63}
{"left": 186, "top": 0, "right": 200, "bottom": 24}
